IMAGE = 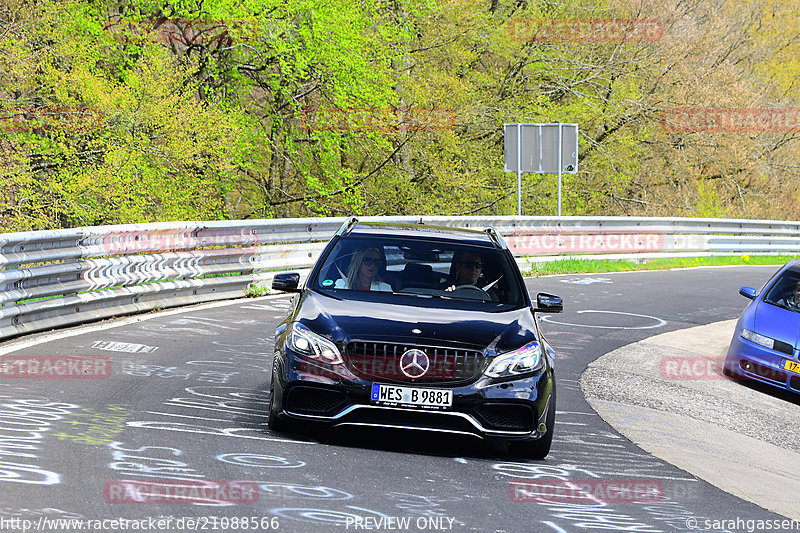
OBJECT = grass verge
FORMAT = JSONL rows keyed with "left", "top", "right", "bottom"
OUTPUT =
{"left": 523, "top": 255, "right": 800, "bottom": 277}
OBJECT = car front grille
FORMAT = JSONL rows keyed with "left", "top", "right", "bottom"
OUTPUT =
{"left": 286, "top": 386, "right": 349, "bottom": 416}
{"left": 773, "top": 339, "right": 795, "bottom": 356}
{"left": 473, "top": 403, "right": 535, "bottom": 431}
{"left": 345, "top": 341, "right": 484, "bottom": 383}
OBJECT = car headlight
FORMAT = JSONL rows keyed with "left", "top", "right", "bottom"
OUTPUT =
{"left": 484, "top": 341, "right": 543, "bottom": 378}
{"left": 286, "top": 323, "right": 343, "bottom": 364}
{"left": 741, "top": 329, "right": 775, "bottom": 350}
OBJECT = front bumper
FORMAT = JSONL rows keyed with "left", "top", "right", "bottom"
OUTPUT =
{"left": 725, "top": 334, "right": 800, "bottom": 393}
{"left": 271, "top": 354, "right": 554, "bottom": 441}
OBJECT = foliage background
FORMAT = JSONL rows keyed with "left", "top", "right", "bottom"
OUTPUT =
{"left": 1, "top": 0, "right": 799, "bottom": 230}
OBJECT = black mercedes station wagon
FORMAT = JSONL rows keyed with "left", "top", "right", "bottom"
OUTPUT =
{"left": 269, "top": 219, "right": 562, "bottom": 458}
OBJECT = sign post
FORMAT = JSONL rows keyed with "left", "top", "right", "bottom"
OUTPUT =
{"left": 504, "top": 123, "right": 579, "bottom": 216}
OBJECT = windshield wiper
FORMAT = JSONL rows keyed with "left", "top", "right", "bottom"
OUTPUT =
{"left": 398, "top": 290, "right": 448, "bottom": 299}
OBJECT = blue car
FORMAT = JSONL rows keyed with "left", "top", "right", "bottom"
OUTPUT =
{"left": 725, "top": 260, "right": 800, "bottom": 393}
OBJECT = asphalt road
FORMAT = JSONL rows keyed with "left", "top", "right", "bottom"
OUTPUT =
{"left": 0, "top": 266, "right": 790, "bottom": 533}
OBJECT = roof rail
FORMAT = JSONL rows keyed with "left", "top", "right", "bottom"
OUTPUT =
{"left": 484, "top": 227, "right": 507, "bottom": 249}
{"left": 336, "top": 217, "right": 360, "bottom": 236}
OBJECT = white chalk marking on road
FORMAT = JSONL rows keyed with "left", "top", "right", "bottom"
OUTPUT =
{"left": 559, "top": 277, "right": 613, "bottom": 285}
{"left": 0, "top": 295, "right": 289, "bottom": 355}
{"left": 542, "top": 310, "right": 667, "bottom": 330}
{"left": 92, "top": 340, "right": 159, "bottom": 353}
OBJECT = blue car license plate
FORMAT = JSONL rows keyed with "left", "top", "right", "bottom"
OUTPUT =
{"left": 371, "top": 383, "right": 453, "bottom": 409}
{"left": 781, "top": 359, "right": 800, "bottom": 375}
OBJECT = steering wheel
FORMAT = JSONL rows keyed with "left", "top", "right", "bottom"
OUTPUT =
{"left": 450, "top": 284, "right": 491, "bottom": 300}
{"left": 454, "top": 284, "right": 486, "bottom": 292}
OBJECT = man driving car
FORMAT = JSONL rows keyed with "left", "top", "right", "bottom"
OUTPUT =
{"left": 441, "top": 251, "right": 485, "bottom": 290}
{"left": 439, "top": 251, "right": 501, "bottom": 303}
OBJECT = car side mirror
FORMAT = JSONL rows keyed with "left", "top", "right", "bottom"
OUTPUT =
{"left": 535, "top": 293, "right": 563, "bottom": 313}
{"left": 272, "top": 272, "right": 301, "bottom": 293}
{"left": 739, "top": 286, "right": 757, "bottom": 300}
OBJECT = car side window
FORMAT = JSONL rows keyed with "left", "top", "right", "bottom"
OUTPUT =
{"left": 764, "top": 273, "right": 800, "bottom": 308}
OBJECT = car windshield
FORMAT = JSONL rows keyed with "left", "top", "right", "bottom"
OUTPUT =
{"left": 312, "top": 235, "right": 525, "bottom": 307}
{"left": 763, "top": 269, "right": 800, "bottom": 313}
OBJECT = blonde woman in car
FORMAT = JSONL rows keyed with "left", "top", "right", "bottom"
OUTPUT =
{"left": 335, "top": 247, "right": 392, "bottom": 291}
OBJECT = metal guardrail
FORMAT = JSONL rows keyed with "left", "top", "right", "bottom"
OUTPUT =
{"left": 1, "top": 216, "right": 799, "bottom": 342}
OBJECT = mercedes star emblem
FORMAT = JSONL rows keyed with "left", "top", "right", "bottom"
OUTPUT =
{"left": 399, "top": 349, "right": 430, "bottom": 379}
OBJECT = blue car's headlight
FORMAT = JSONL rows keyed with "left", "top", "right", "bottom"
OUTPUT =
{"left": 286, "top": 323, "right": 343, "bottom": 364}
{"left": 741, "top": 329, "right": 775, "bottom": 350}
{"left": 484, "top": 341, "right": 543, "bottom": 378}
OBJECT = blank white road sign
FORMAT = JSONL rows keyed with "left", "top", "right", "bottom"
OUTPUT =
{"left": 504, "top": 123, "right": 578, "bottom": 174}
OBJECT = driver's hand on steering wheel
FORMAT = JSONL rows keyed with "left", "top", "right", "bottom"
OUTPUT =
{"left": 444, "top": 285, "right": 456, "bottom": 292}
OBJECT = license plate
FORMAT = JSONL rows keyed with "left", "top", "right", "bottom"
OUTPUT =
{"left": 371, "top": 383, "right": 453, "bottom": 409}
{"left": 781, "top": 359, "right": 800, "bottom": 375}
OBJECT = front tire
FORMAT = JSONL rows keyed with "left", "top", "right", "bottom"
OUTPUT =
{"left": 507, "top": 387, "right": 556, "bottom": 460}
{"left": 267, "top": 380, "right": 288, "bottom": 432}
{"left": 267, "top": 362, "right": 293, "bottom": 433}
